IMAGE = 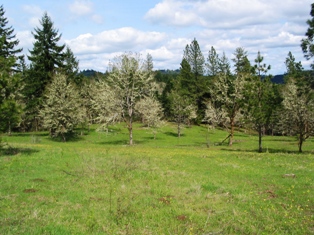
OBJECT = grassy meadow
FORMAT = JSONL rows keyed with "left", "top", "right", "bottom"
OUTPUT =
{"left": 1, "top": 123, "right": 314, "bottom": 234}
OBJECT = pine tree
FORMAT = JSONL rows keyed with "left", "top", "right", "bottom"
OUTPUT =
{"left": 144, "top": 53, "right": 154, "bottom": 72}
{"left": 244, "top": 52, "right": 278, "bottom": 152}
{"left": 178, "top": 58, "right": 196, "bottom": 99}
{"left": 301, "top": 3, "right": 314, "bottom": 69}
{"left": 0, "top": 5, "right": 22, "bottom": 61}
{"left": 61, "top": 46, "right": 82, "bottom": 85}
{"left": 183, "top": 38, "right": 205, "bottom": 78}
{"left": 232, "top": 47, "right": 251, "bottom": 75}
{"left": 183, "top": 38, "right": 208, "bottom": 122}
{"left": 0, "top": 5, "right": 22, "bottom": 134}
{"left": 206, "top": 46, "right": 220, "bottom": 77}
{"left": 23, "top": 12, "right": 66, "bottom": 130}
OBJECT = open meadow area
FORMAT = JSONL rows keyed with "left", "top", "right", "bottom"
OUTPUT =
{"left": 1, "top": 123, "right": 314, "bottom": 234}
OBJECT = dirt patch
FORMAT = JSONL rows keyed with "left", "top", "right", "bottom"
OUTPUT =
{"left": 23, "top": 188, "right": 37, "bottom": 193}
{"left": 32, "top": 178, "right": 46, "bottom": 182}
{"left": 265, "top": 190, "right": 277, "bottom": 199}
{"left": 89, "top": 197, "right": 103, "bottom": 201}
{"left": 176, "top": 214, "right": 187, "bottom": 221}
{"left": 158, "top": 195, "right": 173, "bottom": 205}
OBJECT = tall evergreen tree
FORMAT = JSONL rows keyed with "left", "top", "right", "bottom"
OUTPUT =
{"left": 144, "top": 53, "right": 154, "bottom": 72}
{"left": 183, "top": 38, "right": 208, "bottom": 122}
{"left": 183, "top": 38, "right": 205, "bottom": 78}
{"left": 0, "top": 5, "right": 22, "bottom": 61}
{"left": 23, "top": 12, "right": 66, "bottom": 130}
{"left": 245, "top": 52, "right": 278, "bottom": 152}
{"left": 178, "top": 58, "right": 196, "bottom": 99}
{"left": 232, "top": 47, "right": 251, "bottom": 75}
{"left": 61, "top": 46, "right": 81, "bottom": 85}
{"left": 206, "top": 46, "right": 220, "bottom": 77}
{"left": 301, "top": 3, "right": 314, "bottom": 69}
{"left": 0, "top": 5, "right": 22, "bottom": 134}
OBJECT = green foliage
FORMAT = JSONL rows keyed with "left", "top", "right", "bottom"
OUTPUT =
{"left": 0, "top": 52, "right": 21, "bottom": 135}
{"left": 206, "top": 46, "right": 220, "bottom": 76}
{"left": 0, "top": 5, "right": 23, "bottom": 64}
{"left": 169, "top": 90, "right": 197, "bottom": 137}
{"left": 183, "top": 38, "right": 205, "bottom": 77}
{"left": 61, "top": 46, "right": 82, "bottom": 85}
{"left": 280, "top": 79, "right": 314, "bottom": 152}
{"left": 40, "top": 74, "right": 83, "bottom": 141}
{"left": 232, "top": 47, "right": 252, "bottom": 75}
{"left": 245, "top": 52, "right": 277, "bottom": 152}
{"left": 105, "top": 52, "right": 157, "bottom": 145}
{"left": 208, "top": 70, "right": 246, "bottom": 145}
{"left": 23, "top": 12, "right": 66, "bottom": 130}
{"left": 301, "top": 3, "right": 314, "bottom": 69}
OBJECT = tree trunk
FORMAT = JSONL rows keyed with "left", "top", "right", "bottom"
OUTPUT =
{"left": 298, "top": 133, "right": 303, "bottom": 153}
{"left": 229, "top": 118, "right": 234, "bottom": 146}
{"left": 258, "top": 126, "right": 263, "bottom": 153}
{"left": 128, "top": 126, "right": 133, "bottom": 145}
{"left": 177, "top": 121, "right": 181, "bottom": 138}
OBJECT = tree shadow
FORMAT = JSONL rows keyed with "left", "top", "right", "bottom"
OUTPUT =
{"left": 220, "top": 147, "right": 308, "bottom": 154}
{"left": 0, "top": 147, "right": 39, "bottom": 157}
{"left": 98, "top": 139, "right": 146, "bottom": 145}
{"left": 47, "top": 134, "right": 85, "bottom": 143}
{"left": 163, "top": 131, "right": 184, "bottom": 137}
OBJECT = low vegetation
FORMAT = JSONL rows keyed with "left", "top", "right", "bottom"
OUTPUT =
{"left": 1, "top": 123, "right": 314, "bottom": 234}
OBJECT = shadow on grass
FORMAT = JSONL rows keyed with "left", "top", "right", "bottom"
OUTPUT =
{"left": 8, "top": 132, "right": 48, "bottom": 137}
{"left": 0, "top": 147, "right": 39, "bottom": 157}
{"left": 163, "top": 132, "right": 183, "bottom": 137}
{"left": 98, "top": 139, "right": 147, "bottom": 145}
{"left": 221, "top": 147, "right": 308, "bottom": 154}
{"left": 47, "top": 134, "right": 85, "bottom": 143}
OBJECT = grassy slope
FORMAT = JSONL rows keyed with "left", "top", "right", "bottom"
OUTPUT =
{"left": 0, "top": 123, "right": 314, "bottom": 234}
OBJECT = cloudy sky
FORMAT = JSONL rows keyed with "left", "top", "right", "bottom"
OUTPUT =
{"left": 3, "top": 0, "right": 313, "bottom": 75}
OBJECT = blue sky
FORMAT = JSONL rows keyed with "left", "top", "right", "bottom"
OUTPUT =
{"left": 3, "top": 0, "right": 313, "bottom": 74}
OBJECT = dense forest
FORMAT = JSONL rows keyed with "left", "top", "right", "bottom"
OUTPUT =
{"left": 1, "top": 4, "right": 314, "bottom": 152}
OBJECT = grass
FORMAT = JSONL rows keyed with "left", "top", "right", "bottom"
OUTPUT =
{"left": 0, "top": 122, "right": 314, "bottom": 234}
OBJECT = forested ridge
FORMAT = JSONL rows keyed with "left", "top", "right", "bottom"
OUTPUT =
{"left": 1, "top": 4, "right": 314, "bottom": 152}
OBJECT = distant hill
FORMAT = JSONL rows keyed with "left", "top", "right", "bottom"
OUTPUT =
{"left": 80, "top": 69, "right": 105, "bottom": 78}
{"left": 80, "top": 69, "right": 285, "bottom": 84}
{"left": 271, "top": 74, "right": 284, "bottom": 84}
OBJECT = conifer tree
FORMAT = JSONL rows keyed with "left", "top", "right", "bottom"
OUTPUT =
{"left": 0, "top": 5, "right": 22, "bottom": 134}
{"left": 206, "top": 46, "right": 220, "bottom": 77}
{"left": 183, "top": 38, "right": 208, "bottom": 122}
{"left": 0, "top": 5, "right": 22, "bottom": 61}
{"left": 23, "top": 12, "right": 66, "bottom": 130}
{"left": 245, "top": 51, "right": 279, "bottom": 152}
{"left": 62, "top": 46, "right": 83, "bottom": 85}
{"left": 301, "top": 3, "right": 314, "bottom": 69}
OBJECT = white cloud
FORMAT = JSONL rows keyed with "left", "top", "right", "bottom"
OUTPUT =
{"left": 16, "top": 31, "right": 34, "bottom": 49}
{"left": 69, "top": 0, "right": 93, "bottom": 16}
{"left": 66, "top": 27, "right": 167, "bottom": 55}
{"left": 91, "top": 14, "right": 103, "bottom": 24}
{"left": 22, "top": 5, "right": 44, "bottom": 27}
{"left": 145, "top": 0, "right": 312, "bottom": 29}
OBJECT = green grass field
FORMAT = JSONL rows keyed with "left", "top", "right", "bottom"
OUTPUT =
{"left": 1, "top": 123, "right": 314, "bottom": 234}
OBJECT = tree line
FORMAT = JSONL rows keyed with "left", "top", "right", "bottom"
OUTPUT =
{"left": 1, "top": 4, "right": 314, "bottom": 152}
